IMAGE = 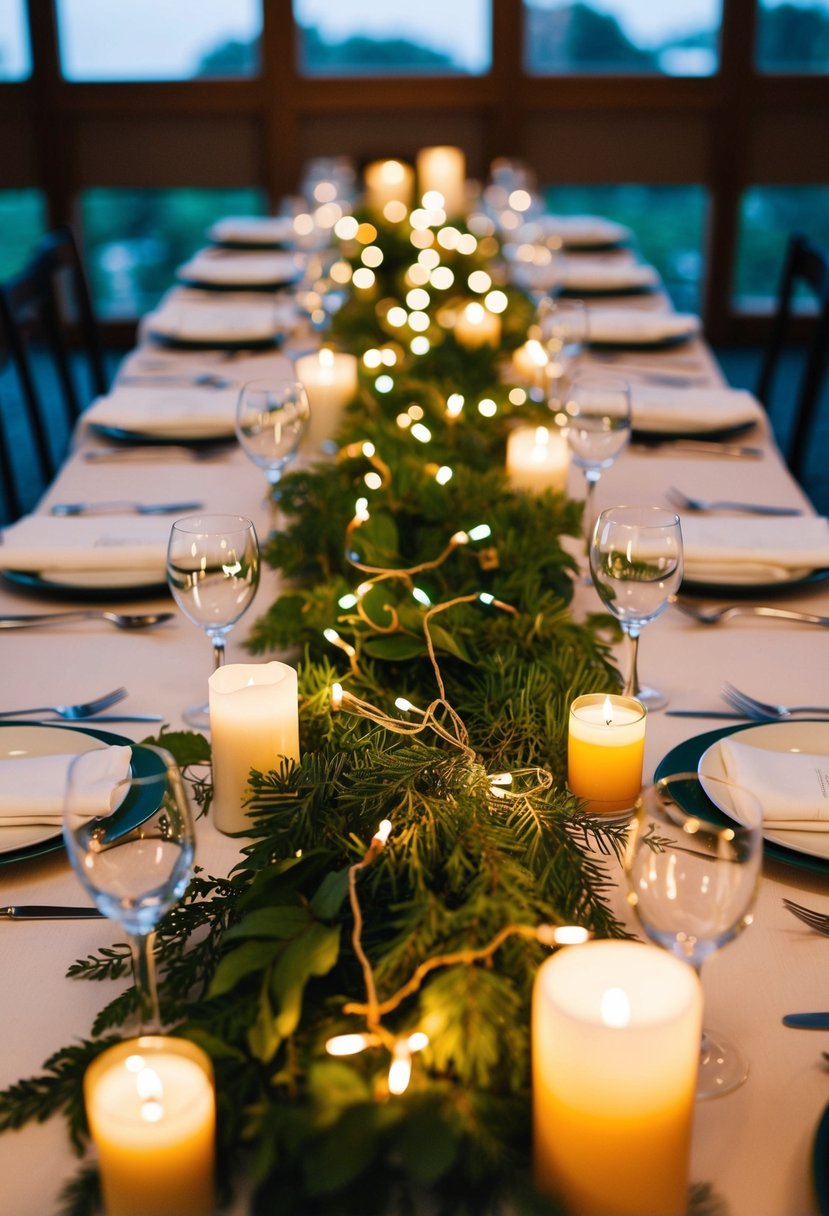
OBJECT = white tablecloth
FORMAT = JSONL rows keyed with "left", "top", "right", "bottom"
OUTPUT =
{"left": 0, "top": 299, "right": 826, "bottom": 1216}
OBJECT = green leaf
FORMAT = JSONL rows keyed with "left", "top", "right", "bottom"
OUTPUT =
{"left": 144, "top": 730, "right": 211, "bottom": 766}
{"left": 208, "top": 939, "right": 285, "bottom": 998}
{"left": 223, "top": 906, "right": 312, "bottom": 943}
{"left": 270, "top": 922, "right": 341, "bottom": 1038}
{"left": 306, "top": 1058, "right": 372, "bottom": 1111}
{"left": 248, "top": 976, "right": 280, "bottom": 1063}
{"left": 362, "top": 633, "right": 426, "bottom": 660}
{"left": 396, "top": 1099, "right": 459, "bottom": 1183}
{"left": 428, "top": 621, "right": 472, "bottom": 663}
{"left": 347, "top": 510, "right": 399, "bottom": 567}
{"left": 309, "top": 867, "right": 350, "bottom": 920}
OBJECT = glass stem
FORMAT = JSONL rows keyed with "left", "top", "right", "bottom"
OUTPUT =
{"left": 211, "top": 637, "right": 225, "bottom": 671}
{"left": 623, "top": 623, "right": 641, "bottom": 697}
{"left": 130, "top": 930, "right": 161, "bottom": 1033}
{"left": 583, "top": 470, "right": 601, "bottom": 550}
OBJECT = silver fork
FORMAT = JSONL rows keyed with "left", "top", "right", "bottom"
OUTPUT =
{"left": 666, "top": 487, "right": 802, "bottom": 517}
{"left": 0, "top": 687, "right": 128, "bottom": 720}
{"left": 671, "top": 597, "right": 829, "bottom": 628}
{"left": 783, "top": 899, "right": 829, "bottom": 936}
{"left": 721, "top": 682, "right": 829, "bottom": 720}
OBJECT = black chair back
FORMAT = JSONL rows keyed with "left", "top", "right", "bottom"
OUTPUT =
{"left": 756, "top": 232, "right": 829, "bottom": 481}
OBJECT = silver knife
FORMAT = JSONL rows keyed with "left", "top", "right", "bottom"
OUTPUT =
{"left": 17, "top": 715, "right": 164, "bottom": 724}
{"left": 632, "top": 439, "right": 764, "bottom": 458}
{"left": 51, "top": 500, "right": 204, "bottom": 516}
{"left": 666, "top": 711, "right": 751, "bottom": 719}
{"left": 1, "top": 905, "right": 104, "bottom": 920}
{"left": 782, "top": 1013, "right": 829, "bottom": 1029}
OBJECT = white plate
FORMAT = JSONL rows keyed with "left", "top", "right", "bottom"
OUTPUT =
{"left": 698, "top": 721, "right": 829, "bottom": 861}
{"left": 207, "top": 216, "right": 295, "bottom": 247}
{"left": 3, "top": 567, "right": 167, "bottom": 593}
{"left": 175, "top": 251, "right": 301, "bottom": 289}
{"left": 0, "top": 724, "right": 111, "bottom": 857}
{"left": 587, "top": 307, "right": 701, "bottom": 347}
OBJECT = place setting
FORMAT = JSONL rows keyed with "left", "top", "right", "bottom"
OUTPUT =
{"left": 174, "top": 247, "right": 304, "bottom": 292}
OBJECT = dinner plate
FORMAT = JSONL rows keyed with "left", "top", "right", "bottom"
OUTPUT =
{"left": 586, "top": 308, "right": 701, "bottom": 348}
{"left": 632, "top": 419, "right": 758, "bottom": 443}
{"left": 814, "top": 1103, "right": 829, "bottom": 1216}
{"left": 698, "top": 721, "right": 829, "bottom": 862}
{"left": 2, "top": 567, "right": 169, "bottom": 599}
{"left": 681, "top": 566, "right": 829, "bottom": 598}
{"left": 176, "top": 252, "right": 302, "bottom": 292}
{"left": 207, "top": 216, "right": 295, "bottom": 249}
{"left": 89, "top": 422, "right": 236, "bottom": 445}
{"left": 0, "top": 723, "right": 151, "bottom": 865}
{"left": 655, "top": 723, "right": 829, "bottom": 875}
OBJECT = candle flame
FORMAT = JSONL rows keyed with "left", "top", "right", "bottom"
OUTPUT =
{"left": 601, "top": 986, "right": 631, "bottom": 1028}
{"left": 319, "top": 347, "right": 335, "bottom": 370}
{"left": 603, "top": 695, "right": 614, "bottom": 726}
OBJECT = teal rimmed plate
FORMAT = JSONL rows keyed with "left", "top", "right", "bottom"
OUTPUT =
{"left": 654, "top": 722, "right": 829, "bottom": 875}
{"left": 814, "top": 1103, "right": 829, "bottom": 1216}
{"left": 0, "top": 724, "right": 159, "bottom": 865}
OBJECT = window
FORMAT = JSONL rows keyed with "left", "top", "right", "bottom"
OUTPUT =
{"left": 0, "top": 0, "right": 31, "bottom": 80}
{"left": 755, "top": 0, "right": 829, "bottom": 73}
{"left": 79, "top": 188, "right": 267, "bottom": 318}
{"left": 523, "top": 0, "right": 721, "bottom": 76}
{"left": 0, "top": 190, "right": 46, "bottom": 278}
{"left": 543, "top": 184, "right": 707, "bottom": 312}
{"left": 294, "top": 0, "right": 491, "bottom": 76}
{"left": 734, "top": 186, "right": 829, "bottom": 310}
{"left": 55, "top": 0, "right": 262, "bottom": 81}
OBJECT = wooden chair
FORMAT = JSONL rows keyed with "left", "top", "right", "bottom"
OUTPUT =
{"left": 0, "top": 224, "right": 108, "bottom": 488}
{"left": 756, "top": 232, "right": 829, "bottom": 482}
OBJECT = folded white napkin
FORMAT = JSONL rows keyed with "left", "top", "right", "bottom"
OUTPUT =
{"left": 631, "top": 386, "right": 764, "bottom": 434}
{"left": 0, "top": 745, "right": 132, "bottom": 827}
{"left": 716, "top": 736, "right": 829, "bottom": 831}
{"left": 176, "top": 250, "right": 301, "bottom": 287}
{"left": 586, "top": 307, "right": 701, "bottom": 345}
{"left": 146, "top": 300, "right": 279, "bottom": 345}
{"left": 86, "top": 385, "right": 238, "bottom": 440}
{"left": 536, "top": 213, "right": 631, "bottom": 248}
{"left": 0, "top": 515, "right": 172, "bottom": 574}
{"left": 681, "top": 515, "right": 829, "bottom": 583}
{"left": 207, "top": 215, "right": 295, "bottom": 246}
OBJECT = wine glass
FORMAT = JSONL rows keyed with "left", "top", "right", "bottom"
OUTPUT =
{"left": 562, "top": 373, "right": 631, "bottom": 560}
{"left": 589, "top": 505, "right": 683, "bottom": 710}
{"left": 537, "top": 297, "right": 589, "bottom": 409}
{"left": 166, "top": 514, "right": 260, "bottom": 729}
{"left": 235, "top": 379, "right": 311, "bottom": 524}
{"left": 63, "top": 744, "right": 196, "bottom": 1032}
{"left": 624, "top": 771, "right": 763, "bottom": 1098}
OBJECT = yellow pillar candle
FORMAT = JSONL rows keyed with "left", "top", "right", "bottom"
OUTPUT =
{"left": 364, "top": 159, "right": 414, "bottom": 213}
{"left": 84, "top": 1036, "right": 215, "bottom": 1216}
{"left": 533, "top": 940, "right": 702, "bottom": 1216}
{"left": 208, "top": 661, "right": 300, "bottom": 834}
{"left": 294, "top": 348, "right": 359, "bottom": 455}
{"left": 454, "top": 301, "right": 501, "bottom": 349}
{"left": 567, "top": 693, "right": 646, "bottom": 814}
{"left": 506, "top": 425, "right": 570, "bottom": 494}
{"left": 416, "top": 145, "right": 466, "bottom": 216}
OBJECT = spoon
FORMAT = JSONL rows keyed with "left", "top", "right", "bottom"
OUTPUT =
{"left": 0, "top": 611, "right": 174, "bottom": 630}
{"left": 51, "top": 500, "right": 204, "bottom": 516}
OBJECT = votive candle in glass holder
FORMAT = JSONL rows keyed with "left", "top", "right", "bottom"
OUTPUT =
{"left": 209, "top": 660, "right": 300, "bottom": 834}
{"left": 532, "top": 940, "right": 702, "bottom": 1216}
{"left": 363, "top": 159, "right": 414, "bottom": 213}
{"left": 506, "top": 424, "right": 570, "bottom": 494}
{"left": 567, "top": 693, "right": 646, "bottom": 815}
{"left": 84, "top": 1035, "right": 215, "bottom": 1216}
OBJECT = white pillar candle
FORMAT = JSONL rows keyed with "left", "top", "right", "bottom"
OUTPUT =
{"left": 512, "top": 338, "right": 550, "bottom": 392}
{"left": 454, "top": 301, "right": 501, "bottom": 350}
{"left": 363, "top": 159, "right": 414, "bottom": 214}
{"left": 416, "top": 145, "right": 466, "bottom": 216}
{"left": 506, "top": 425, "right": 570, "bottom": 493}
{"left": 567, "top": 692, "right": 646, "bottom": 814}
{"left": 533, "top": 941, "right": 702, "bottom": 1216}
{"left": 294, "top": 348, "right": 359, "bottom": 455}
{"left": 208, "top": 661, "right": 300, "bottom": 834}
{"left": 84, "top": 1035, "right": 215, "bottom": 1216}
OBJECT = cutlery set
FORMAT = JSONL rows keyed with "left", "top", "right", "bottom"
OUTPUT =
{"left": 51, "top": 500, "right": 203, "bottom": 516}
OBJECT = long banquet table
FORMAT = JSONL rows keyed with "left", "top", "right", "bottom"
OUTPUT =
{"left": 0, "top": 256, "right": 827, "bottom": 1216}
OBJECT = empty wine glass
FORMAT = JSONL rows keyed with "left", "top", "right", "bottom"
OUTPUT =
{"left": 562, "top": 373, "right": 632, "bottom": 567}
{"left": 624, "top": 771, "right": 763, "bottom": 1098}
{"left": 166, "top": 514, "right": 260, "bottom": 729}
{"left": 538, "top": 297, "right": 589, "bottom": 409}
{"left": 589, "top": 505, "right": 683, "bottom": 710}
{"left": 235, "top": 379, "right": 311, "bottom": 524}
{"left": 63, "top": 744, "right": 196, "bottom": 1031}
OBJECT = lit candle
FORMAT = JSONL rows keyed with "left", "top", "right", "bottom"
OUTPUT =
{"left": 506, "top": 425, "right": 570, "bottom": 494}
{"left": 363, "top": 159, "right": 414, "bottom": 213}
{"left": 84, "top": 1035, "right": 215, "bottom": 1216}
{"left": 208, "top": 661, "right": 300, "bottom": 834}
{"left": 567, "top": 693, "right": 646, "bottom": 814}
{"left": 454, "top": 301, "right": 501, "bottom": 350}
{"left": 294, "top": 348, "right": 359, "bottom": 455}
{"left": 512, "top": 338, "right": 549, "bottom": 393}
{"left": 416, "top": 145, "right": 466, "bottom": 216}
{"left": 533, "top": 940, "right": 702, "bottom": 1216}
